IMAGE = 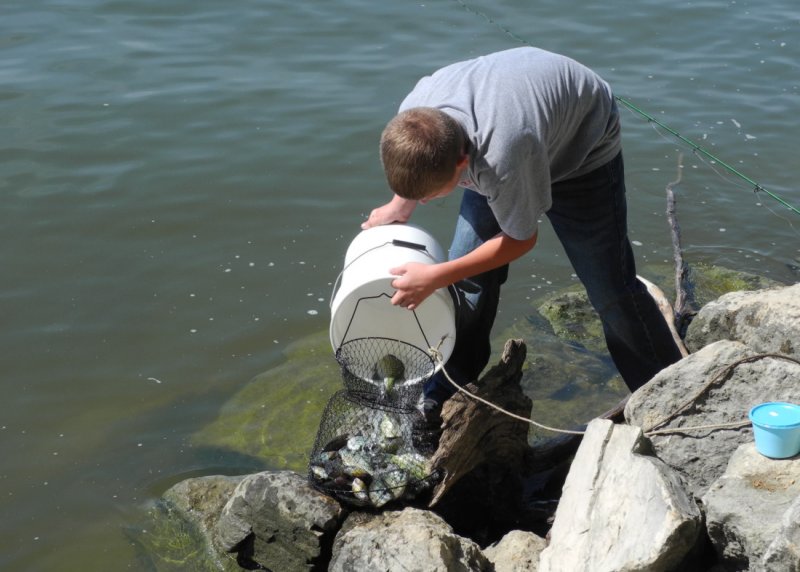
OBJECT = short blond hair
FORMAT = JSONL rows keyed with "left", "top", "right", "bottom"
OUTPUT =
{"left": 380, "top": 107, "right": 465, "bottom": 200}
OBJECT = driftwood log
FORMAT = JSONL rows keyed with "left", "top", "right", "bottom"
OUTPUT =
{"left": 424, "top": 339, "right": 626, "bottom": 542}
{"left": 665, "top": 152, "right": 698, "bottom": 336}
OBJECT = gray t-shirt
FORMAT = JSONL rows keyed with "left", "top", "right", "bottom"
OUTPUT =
{"left": 398, "top": 47, "right": 621, "bottom": 240}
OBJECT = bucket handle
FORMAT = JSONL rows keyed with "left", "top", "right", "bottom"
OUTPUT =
{"left": 390, "top": 238, "right": 427, "bottom": 251}
{"left": 337, "top": 292, "right": 439, "bottom": 350}
{"left": 335, "top": 285, "right": 460, "bottom": 353}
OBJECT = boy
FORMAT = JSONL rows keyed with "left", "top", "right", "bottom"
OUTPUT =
{"left": 362, "top": 47, "right": 682, "bottom": 418}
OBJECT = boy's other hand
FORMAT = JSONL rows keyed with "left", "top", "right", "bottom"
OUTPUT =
{"left": 361, "top": 195, "right": 417, "bottom": 229}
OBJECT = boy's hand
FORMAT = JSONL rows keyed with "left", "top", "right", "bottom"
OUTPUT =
{"left": 361, "top": 195, "right": 417, "bottom": 229}
{"left": 389, "top": 262, "right": 440, "bottom": 311}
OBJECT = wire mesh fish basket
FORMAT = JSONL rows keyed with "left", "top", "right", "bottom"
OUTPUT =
{"left": 334, "top": 337, "right": 435, "bottom": 411}
{"left": 307, "top": 389, "right": 441, "bottom": 508}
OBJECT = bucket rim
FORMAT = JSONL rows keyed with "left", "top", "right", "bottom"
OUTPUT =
{"left": 748, "top": 401, "right": 800, "bottom": 429}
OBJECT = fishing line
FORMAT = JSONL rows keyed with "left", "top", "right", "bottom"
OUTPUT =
{"left": 616, "top": 97, "right": 800, "bottom": 217}
{"left": 640, "top": 118, "right": 800, "bottom": 235}
{"left": 451, "top": 0, "right": 800, "bottom": 218}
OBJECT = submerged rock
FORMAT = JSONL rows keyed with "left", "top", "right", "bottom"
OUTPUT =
{"left": 132, "top": 475, "right": 245, "bottom": 572}
{"left": 537, "top": 288, "right": 606, "bottom": 353}
{"left": 535, "top": 264, "right": 784, "bottom": 355}
{"left": 192, "top": 331, "right": 342, "bottom": 471}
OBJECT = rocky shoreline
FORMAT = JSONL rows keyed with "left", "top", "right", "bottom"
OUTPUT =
{"left": 139, "top": 279, "right": 800, "bottom": 571}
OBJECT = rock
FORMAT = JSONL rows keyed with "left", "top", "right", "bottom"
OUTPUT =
{"left": 685, "top": 262, "right": 786, "bottom": 309}
{"left": 685, "top": 283, "right": 800, "bottom": 357}
{"left": 762, "top": 494, "right": 800, "bottom": 571}
{"left": 537, "top": 288, "right": 607, "bottom": 353}
{"left": 329, "top": 507, "right": 491, "bottom": 572}
{"left": 483, "top": 530, "right": 547, "bottom": 572}
{"left": 625, "top": 340, "right": 800, "bottom": 498}
{"left": 702, "top": 443, "right": 800, "bottom": 571}
{"left": 214, "top": 470, "right": 345, "bottom": 571}
{"left": 163, "top": 475, "right": 245, "bottom": 543}
{"left": 162, "top": 475, "right": 245, "bottom": 571}
{"left": 539, "top": 419, "right": 702, "bottom": 572}
{"left": 135, "top": 475, "right": 246, "bottom": 572}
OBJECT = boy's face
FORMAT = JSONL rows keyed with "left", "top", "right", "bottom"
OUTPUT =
{"left": 418, "top": 154, "right": 468, "bottom": 204}
{"left": 419, "top": 183, "right": 455, "bottom": 204}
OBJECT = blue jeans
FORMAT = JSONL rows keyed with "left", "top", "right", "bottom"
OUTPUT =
{"left": 424, "top": 152, "right": 682, "bottom": 402}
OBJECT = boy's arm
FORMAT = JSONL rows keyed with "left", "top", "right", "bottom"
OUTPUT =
{"left": 390, "top": 231, "right": 538, "bottom": 310}
{"left": 362, "top": 195, "right": 417, "bottom": 229}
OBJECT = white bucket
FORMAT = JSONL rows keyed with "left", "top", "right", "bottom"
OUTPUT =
{"left": 329, "top": 223, "right": 457, "bottom": 379}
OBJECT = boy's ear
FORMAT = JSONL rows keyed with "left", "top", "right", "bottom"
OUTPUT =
{"left": 456, "top": 154, "right": 469, "bottom": 169}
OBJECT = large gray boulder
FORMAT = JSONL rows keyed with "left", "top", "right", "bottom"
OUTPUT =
{"left": 702, "top": 443, "right": 800, "bottom": 571}
{"left": 329, "top": 507, "right": 491, "bottom": 572}
{"left": 539, "top": 419, "right": 702, "bottom": 572}
{"left": 625, "top": 340, "right": 800, "bottom": 498}
{"left": 685, "top": 283, "right": 800, "bottom": 357}
{"left": 214, "top": 470, "right": 344, "bottom": 571}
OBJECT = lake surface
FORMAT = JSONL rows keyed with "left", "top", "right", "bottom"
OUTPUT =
{"left": 2, "top": 0, "right": 798, "bottom": 568}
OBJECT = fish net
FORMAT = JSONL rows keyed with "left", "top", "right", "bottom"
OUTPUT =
{"left": 308, "top": 389, "right": 441, "bottom": 508}
{"left": 335, "top": 337, "right": 435, "bottom": 411}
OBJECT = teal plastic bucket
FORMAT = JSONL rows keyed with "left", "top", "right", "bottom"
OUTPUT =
{"left": 749, "top": 402, "right": 800, "bottom": 459}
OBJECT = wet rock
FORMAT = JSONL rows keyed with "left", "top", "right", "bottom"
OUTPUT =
{"left": 702, "top": 443, "right": 800, "bottom": 571}
{"left": 164, "top": 475, "right": 245, "bottom": 542}
{"left": 537, "top": 288, "right": 606, "bottom": 353}
{"left": 214, "top": 470, "right": 345, "bottom": 571}
{"left": 329, "top": 507, "right": 490, "bottom": 572}
{"left": 685, "top": 262, "right": 786, "bottom": 307}
{"left": 135, "top": 475, "right": 245, "bottom": 572}
{"left": 539, "top": 419, "right": 702, "bottom": 572}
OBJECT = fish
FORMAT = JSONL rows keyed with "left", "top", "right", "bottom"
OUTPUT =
{"left": 352, "top": 477, "right": 369, "bottom": 502}
{"left": 308, "top": 408, "right": 435, "bottom": 507}
{"left": 346, "top": 435, "right": 369, "bottom": 452}
{"left": 338, "top": 450, "right": 373, "bottom": 478}
{"left": 378, "top": 415, "right": 403, "bottom": 453}
{"left": 310, "top": 465, "right": 329, "bottom": 480}
{"left": 368, "top": 476, "right": 394, "bottom": 508}
{"left": 381, "top": 467, "right": 409, "bottom": 500}
{"left": 374, "top": 354, "right": 405, "bottom": 395}
{"left": 322, "top": 434, "right": 350, "bottom": 452}
{"left": 388, "top": 453, "right": 430, "bottom": 481}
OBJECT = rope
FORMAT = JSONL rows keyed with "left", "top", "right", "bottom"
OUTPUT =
{"left": 643, "top": 353, "right": 800, "bottom": 436}
{"left": 427, "top": 347, "right": 800, "bottom": 439}
{"left": 428, "top": 347, "right": 586, "bottom": 435}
